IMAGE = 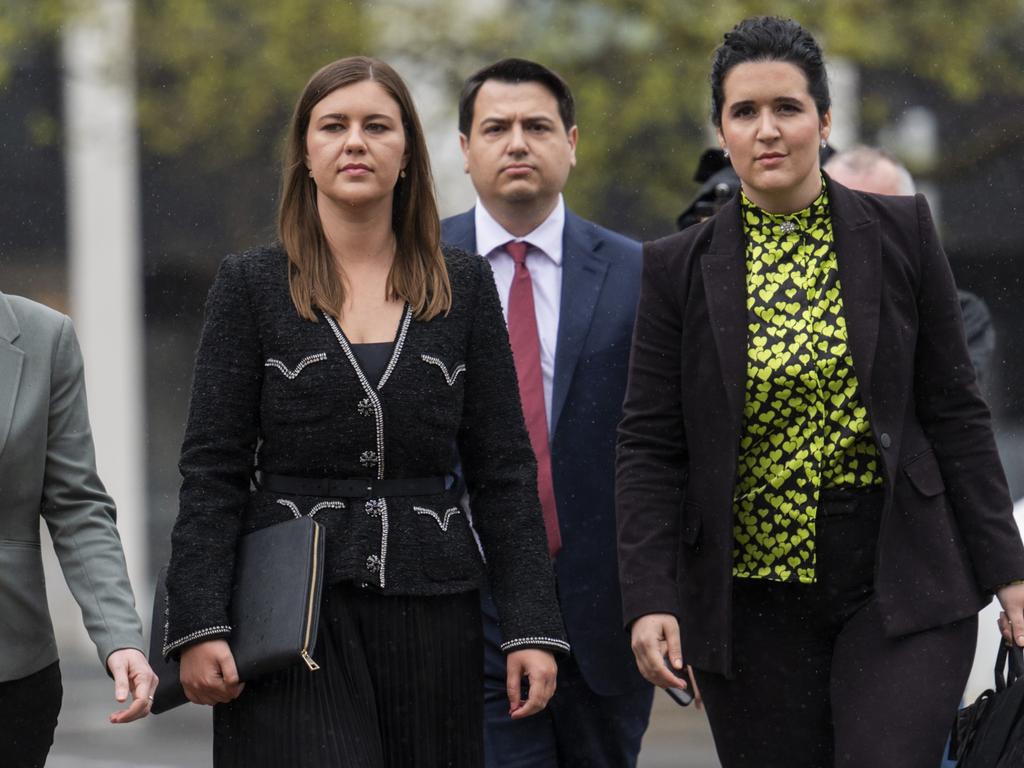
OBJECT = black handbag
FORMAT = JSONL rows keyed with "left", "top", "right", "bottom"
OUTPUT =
{"left": 148, "top": 516, "right": 325, "bottom": 713}
{"left": 950, "top": 641, "right": 1024, "bottom": 766}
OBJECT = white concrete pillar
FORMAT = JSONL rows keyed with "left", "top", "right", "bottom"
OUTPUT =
{"left": 53, "top": 0, "right": 147, "bottom": 656}
{"left": 826, "top": 57, "right": 860, "bottom": 152}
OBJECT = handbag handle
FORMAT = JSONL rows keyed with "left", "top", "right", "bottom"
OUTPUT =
{"left": 994, "top": 640, "right": 1024, "bottom": 692}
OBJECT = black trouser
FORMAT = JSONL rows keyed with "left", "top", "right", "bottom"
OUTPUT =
{"left": 694, "top": 490, "right": 977, "bottom": 768}
{"left": 0, "top": 661, "right": 62, "bottom": 768}
{"left": 213, "top": 584, "right": 484, "bottom": 768}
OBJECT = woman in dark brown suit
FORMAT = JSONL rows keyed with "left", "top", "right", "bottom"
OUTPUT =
{"left": 616, "top": 16, "right": 1024, "bottom": 768}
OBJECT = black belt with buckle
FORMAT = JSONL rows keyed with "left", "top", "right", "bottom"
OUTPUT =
{"left": 258, "top": 472, "right": 456, "bottom": 498}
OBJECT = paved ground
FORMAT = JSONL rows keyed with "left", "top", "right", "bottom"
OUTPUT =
{"left": 48, "top": 656, "right": 720, "bottom": 767}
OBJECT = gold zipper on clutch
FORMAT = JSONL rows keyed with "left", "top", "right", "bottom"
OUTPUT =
{"left": 300, "top": 524, "right": 321, "bottom": 671}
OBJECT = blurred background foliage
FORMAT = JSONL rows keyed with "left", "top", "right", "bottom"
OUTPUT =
{"left": 3, "top": 0, "right": 1023, "bottom": 236}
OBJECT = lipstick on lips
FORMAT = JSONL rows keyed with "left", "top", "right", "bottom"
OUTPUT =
{"left": 340, "top": 163, "right": 371, "bottom": 175}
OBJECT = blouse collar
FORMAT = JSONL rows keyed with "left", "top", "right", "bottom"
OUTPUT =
{"left": 740, "top": 179, "right": 830, "bottom": 238}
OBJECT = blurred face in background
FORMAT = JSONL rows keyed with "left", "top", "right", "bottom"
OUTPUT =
{"left": 824, "top": 159, "right": 906, "bottom": 196}
{"left": 305, "top": 79, "right": 408, "bottom": 212}
{"left": 461, "top": 79, "right": 577, "bottom": 216}
{"left": 717, "top": 60, "right": 830, "bottom": 213}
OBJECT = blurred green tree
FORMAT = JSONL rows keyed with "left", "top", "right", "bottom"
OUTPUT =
{"left": 456, "top": 0, "right": 1024, "bottom": 236}
{"left": 3, "top": 0, "right": 1022, "bottom": 237}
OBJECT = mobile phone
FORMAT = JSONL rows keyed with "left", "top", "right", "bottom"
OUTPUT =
{"left": 666, "top": 685, "right": 694, "bottom": 706}
{"left": 664, "top": 656, "right": 693, "bottom": 707}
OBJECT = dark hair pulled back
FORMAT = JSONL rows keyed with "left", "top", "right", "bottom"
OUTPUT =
{"left": 710, "top": 16, "right": 830, "bottom": 128}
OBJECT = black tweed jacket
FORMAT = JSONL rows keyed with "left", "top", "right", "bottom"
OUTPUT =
{"left": 164, "top": 245, "right": 567, "bottom": 657}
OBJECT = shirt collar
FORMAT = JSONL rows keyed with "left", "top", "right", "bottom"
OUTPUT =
{"left": 475, "top": 195, "right": 565, "bottom": 266}
{"left": 741, "top": 179, "right": 830, "bottom": 237}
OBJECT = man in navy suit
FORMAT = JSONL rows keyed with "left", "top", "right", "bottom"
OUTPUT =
{"left": 442, "top": 58, "right": 653, "bottom": 768}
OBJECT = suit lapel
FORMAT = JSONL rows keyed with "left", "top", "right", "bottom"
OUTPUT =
{"left": 827, "top": 179, "right": 881, "bottom": 412}
{"left": 551, "top": 212, "right": 610, "bottom": 435}
{"left": 701, "top": 196, "right": 749, "bottom": 427}
{"left": 0, "top": 294, "right": 24, "bottom": 460}
{"left": 440, "top": 209, "right": 477, "bottom": 254}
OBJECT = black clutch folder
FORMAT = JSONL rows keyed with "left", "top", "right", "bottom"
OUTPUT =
{"left": 148, "top": 516, "right": 325, "bottom": 714}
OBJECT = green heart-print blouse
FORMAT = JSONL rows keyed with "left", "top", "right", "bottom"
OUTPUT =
{"left": 732, "top": 184, "right": 882, "bottom": 584}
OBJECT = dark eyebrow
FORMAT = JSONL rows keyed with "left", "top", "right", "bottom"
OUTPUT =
{"left": 479, "top": 114, "right": 556, "bottom": 126}
{"left": 316, "top": 112, "right": 396, "bottom": 123}
{"left": 728, "top": 96, "right": 802, "bottom": 110}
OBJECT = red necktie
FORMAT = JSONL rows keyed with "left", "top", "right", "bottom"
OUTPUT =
{"left": 504, "top": 241, "right": 561, "bottom": 557}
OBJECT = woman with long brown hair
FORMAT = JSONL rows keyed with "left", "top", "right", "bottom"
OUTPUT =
{"left": 162, "top": 56, "right": 566, "bottom": 767}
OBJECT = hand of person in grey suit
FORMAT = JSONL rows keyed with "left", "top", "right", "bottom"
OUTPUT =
{"left": 106, "top": 648, "right": 159, "bottom": 723}
{"left": 180, "top": 639, "right": 245, "bottom": 705}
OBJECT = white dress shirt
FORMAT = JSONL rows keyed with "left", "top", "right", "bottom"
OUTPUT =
{"left": 475, "top": 196, "right": 564, "bottom": 429}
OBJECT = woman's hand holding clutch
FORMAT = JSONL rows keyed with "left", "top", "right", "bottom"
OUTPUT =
{"left": 180, "top": 639, "right": 246, "bottom": 705}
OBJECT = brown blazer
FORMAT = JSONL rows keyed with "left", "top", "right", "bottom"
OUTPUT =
{"left": 615, "top": 176, "right": 1024, "bottom": 675}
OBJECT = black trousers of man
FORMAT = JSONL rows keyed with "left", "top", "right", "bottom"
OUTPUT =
{"left": 694, "top": 490, "right": 977, "bottom": 768}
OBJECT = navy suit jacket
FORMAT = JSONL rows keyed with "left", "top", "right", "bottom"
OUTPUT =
{"left": 442, "top": 208, "right": 647, "bottom": 696}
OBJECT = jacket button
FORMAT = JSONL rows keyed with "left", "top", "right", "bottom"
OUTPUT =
{"left": 365, "top": 498, "right": 385, "bottom": 518}
{"left": 360, "top": 450, "right": 379, "bottom": 468}
{"left": 880, "top": 432, "right": 892, "bottom": 449}
{"left": 365, "top": 555, "right": 381, "bottom": 574}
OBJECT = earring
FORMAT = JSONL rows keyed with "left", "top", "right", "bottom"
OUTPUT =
{"left": 820, "top": 139, "right": 827, "bottom": 148}
{"left": 723, "top": 149, "right": 730, "bottom": 159}
{"left": 400, "top": 170, "right": 407, "bottom": 179}
{"left": 308, "top": 169, "right": 313, "bottom": 178}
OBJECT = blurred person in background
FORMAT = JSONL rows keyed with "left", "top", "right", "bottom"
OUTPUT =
{"left": 442, "top": 58, "right": 653, "bottom": 768}
{"left": 676, "top": 148, "right": 742, "bottom": 231}
{"left": 162, "top": 56, "right": 566, "bottom": 767}
{"left": 824, "top": 145, "right": 997, "bottom": 386}
{"left": 0, "top": 292, "right": 157, "bottom": 768}
{"left": 617, "top": 15, "right": 1024, "bottom": 768}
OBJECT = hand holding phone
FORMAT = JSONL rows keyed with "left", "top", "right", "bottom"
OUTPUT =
{"left": 664, "top": 656, "right": 694, "bottom": 707}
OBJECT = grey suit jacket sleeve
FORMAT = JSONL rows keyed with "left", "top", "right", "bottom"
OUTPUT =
{"left": 40, "top": 317, "right": 144, "bottom": 667}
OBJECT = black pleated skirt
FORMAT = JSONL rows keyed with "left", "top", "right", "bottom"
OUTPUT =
{"left": 212, "top": 584, "right": 484, "bottom": 767}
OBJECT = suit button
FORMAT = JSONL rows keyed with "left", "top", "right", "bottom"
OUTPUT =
{"left": 880, "top": 433, "right": 892, "bottom": 449}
